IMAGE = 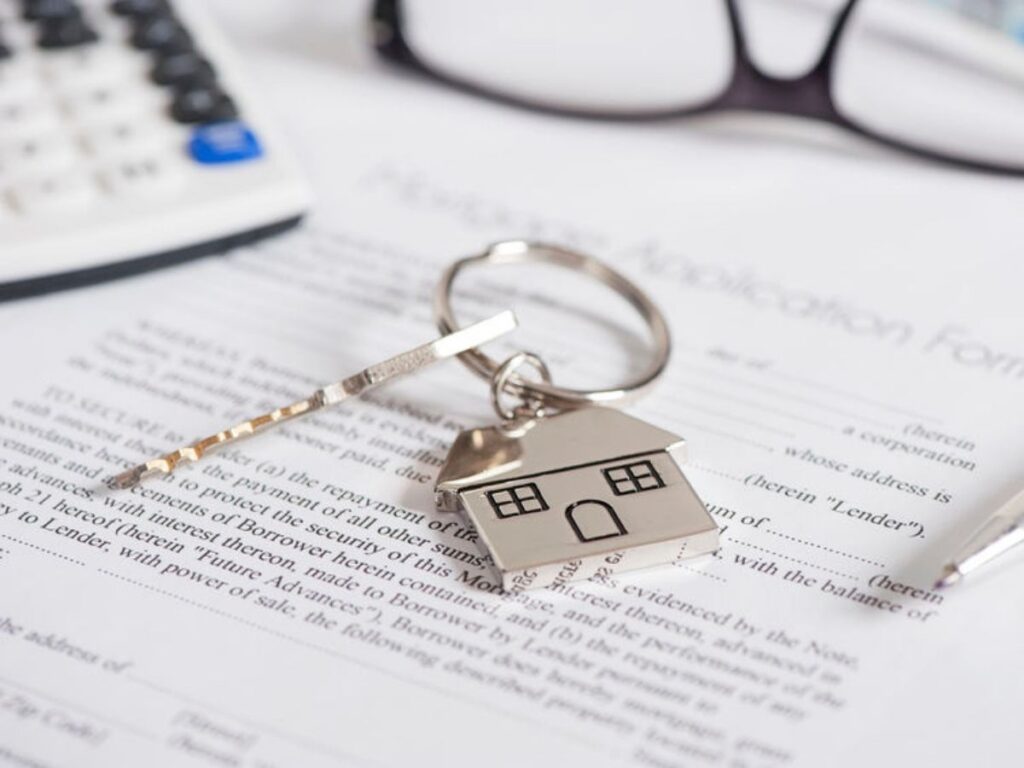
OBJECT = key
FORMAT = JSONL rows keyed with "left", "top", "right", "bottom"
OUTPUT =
{"left": 37, "top": 13, "right": 99, "bottom": 48}
{"left": 97, "top": 154, "right": 181, "bottom": 196}
{"left": 9, "top": 171, "right": 96, "bottom": 213}
{"left": 60, "top": 83, "right": 161, "bottom": 124}
{"left": 79, "top": 117, "right": 174, "bottom": 156}
{"left": 169, "top": 83, "right": 237, "bottom": 124}
{"left": 0, "top": 59, "right": 40, "bottom": 106}
{"left": 0, "top": 197, "right": 15, "bottom": 222}
{"left": 110, "top": 0, "right": 169, "bottom": 16}
{"left": 41, "top": 46, "right": 145, "bottom": 90}
{"left": 188, "top": 120, "right": 261, "bottom": 164}
{"left": 0, "top": 132, "right": 77, "bottom": 177}
{"left": 1, "top": 18, "right": 37, "bottom": 52}
{"left": 130, "top": 13, "right": 191, "bottom": 53}
{"left": 111, "top": 311, "right": 518, "bottom": 489}
{"left": 22, "top": 0, "right": 79, "bottom": 22}
{"left": 150, "top": 49, "right": 214, "bottom": 87}
{"left": 0, "top": 98, "right": 61, "bottom": 141}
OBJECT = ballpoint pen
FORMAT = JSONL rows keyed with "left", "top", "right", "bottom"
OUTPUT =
{"left": 935, "top": 487, "right": 1024, "bottom": 588}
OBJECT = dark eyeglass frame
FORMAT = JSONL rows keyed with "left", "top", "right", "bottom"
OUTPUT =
{"left": 372, "top": 0, "right": 1023, "bottom": 177}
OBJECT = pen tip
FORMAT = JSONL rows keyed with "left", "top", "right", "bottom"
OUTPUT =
{"left": 934, "top": 565, "right": 962, "bottom": 590}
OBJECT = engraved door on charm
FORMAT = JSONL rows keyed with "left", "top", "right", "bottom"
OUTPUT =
{"left": 565, "top": 499, "right": 626, "bottom": 542}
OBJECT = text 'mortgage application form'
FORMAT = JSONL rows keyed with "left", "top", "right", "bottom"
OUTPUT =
{"left": 1, "top": 4, "right": 1023, "bottom": 766}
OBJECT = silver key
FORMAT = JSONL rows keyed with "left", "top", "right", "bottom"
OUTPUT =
{"left": 112, "top": 311, "right": 518, "bottom": 489}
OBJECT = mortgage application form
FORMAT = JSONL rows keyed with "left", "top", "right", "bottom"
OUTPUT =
{"left": 1, "top": 6, "right": 1023, "bottom": 767}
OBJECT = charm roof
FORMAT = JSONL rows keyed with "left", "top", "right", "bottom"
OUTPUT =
{"left": 436, "top": 406, "right": 685, "bottom": 494}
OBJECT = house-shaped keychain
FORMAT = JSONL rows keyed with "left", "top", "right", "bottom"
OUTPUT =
{"left": 435, "top": 407, "right": 719, "bottom": 592}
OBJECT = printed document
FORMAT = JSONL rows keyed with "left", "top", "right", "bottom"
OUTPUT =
{"left": 2, "top": 5, "right": 1023, "bottom": 767}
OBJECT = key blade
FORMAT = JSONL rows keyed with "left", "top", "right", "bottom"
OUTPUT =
{"left": 321, "top": 310, "right": 518, "bottom": 404}
{"left": 111, "top": 312, "right": 517, "bottom": 489}
{"left": 111, "top": 395, "right": 320, "bottom": 489}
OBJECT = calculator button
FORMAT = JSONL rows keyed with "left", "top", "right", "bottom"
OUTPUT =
{"left": 0, "top": 37, "right": 10, "bottom": 60}
{"left": 10, "top": 172, "right": 96, "bottom": 213}
{"left": 130, "top": 14, "right": 191, "bottom": 53}
{"left": 37, "top": 13, "right": 99, "bottom": 48}
{"left": 0, "top": 133, "right": 77, "bottom": 176}
{"left": 1, "top": 19, "right": 36, "bottom": 52}
{"left": 170, "top": 84, "right": 237, "bottom": 124}
{"left": 89, "top": 12, "right": 131, "bottom": 42}
{"left": 60, "top": 85, "right": 159, "bottom": 123}
{"left": 109, "top": 0, "right": 168, "bottom": 16}
{"left": 151, "top": 50, "right": 213, "bottom": 87}
{"left": 96, "top": 155, "right": 180, "bottom": 196}
{"left": 188, "top": 121, "right": 262, "bottom": 165}
{"left": 0, "top": 59, "right": 37, "bottom": 103}
{"left": 0, "top": 23, "right": 11, "bottom": 57}
{"left": 0, "top": 98, "right": 60, "bottom": 139}
{"left": 41, "top": 45, "right": 141, "bottom": 89}
{"left": 80, "top": 119, "right": 172, "bottom": 155}
{"left": 22, "top": 0, "right": 80, "bottom": 21}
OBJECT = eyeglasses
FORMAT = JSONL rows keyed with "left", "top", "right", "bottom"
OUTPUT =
{"left": 371, "top": 0, "right": 1024, "bottom": 176}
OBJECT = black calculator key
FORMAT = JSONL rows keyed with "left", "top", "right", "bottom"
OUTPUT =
{"left": 151, "top": 50, "right": 215, "bottom": 87}
{"left": 170, "top": 85, "right": 238, "bottom": 124}
{"left": 37, "top": 14, "right": 98, "bottom": 48}
{"left": 109, "top": 0, "right": 168, "bottom": 16}
{"left": 130, "top": 14, "right": 192, "bottom": 53}
{"left": 22, "top": 0, "right": 79, "bottom": 21}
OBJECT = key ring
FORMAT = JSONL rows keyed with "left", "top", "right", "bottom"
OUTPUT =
{"left": 434, "top": 240, "right": 672, "bottom": 412}
{"left": 490, "top": 351, "right": 552, "bottom": 422}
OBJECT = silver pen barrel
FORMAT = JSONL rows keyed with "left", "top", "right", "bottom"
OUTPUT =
{"left": 936, "top": 488, "right": 1024, "bottom": 588}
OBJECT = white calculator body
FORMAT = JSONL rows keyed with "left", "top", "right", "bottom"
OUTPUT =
{"left": 0, "top": 0, "right": 310, "bottom": 300}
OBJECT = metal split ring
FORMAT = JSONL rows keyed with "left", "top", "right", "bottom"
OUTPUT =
{"left": 490, "top": 352, "right": 552, "bottom": 422}
{"left": 434, "top": 240, "right": 672, "bottom": 412}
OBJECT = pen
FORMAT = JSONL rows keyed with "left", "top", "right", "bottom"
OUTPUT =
{"left": 935, "top": 488, "right": 1024, "bottom": 589}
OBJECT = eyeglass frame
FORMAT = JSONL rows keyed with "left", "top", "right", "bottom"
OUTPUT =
{"left": 371, "top": 0, "right": 1023, "bottom": 177}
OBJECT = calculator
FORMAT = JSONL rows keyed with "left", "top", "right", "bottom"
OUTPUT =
{"left": 0, "top": 0, "right": 310, "bottom": 301}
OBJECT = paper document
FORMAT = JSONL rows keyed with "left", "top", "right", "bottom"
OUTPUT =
{"left": 2, "top": 6, "right": 1024, "bottom": 767}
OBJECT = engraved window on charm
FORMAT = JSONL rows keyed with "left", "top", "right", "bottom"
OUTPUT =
{"left": 486, "top": 483, "right": 549, "bottom": 518}
{"left": 602, "top": 460, "right": 665, "bottom": 496}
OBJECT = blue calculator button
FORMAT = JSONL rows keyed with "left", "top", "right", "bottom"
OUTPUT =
{"left": 188, "top": 121, "right": 263, "bottom": 165}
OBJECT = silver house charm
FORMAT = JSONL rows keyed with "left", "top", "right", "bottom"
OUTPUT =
{"left": 435, "top": 407, "right": 718, "bottom": 591}
{"left": 433, "top": 241, "right": 721, "bottom": 592}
